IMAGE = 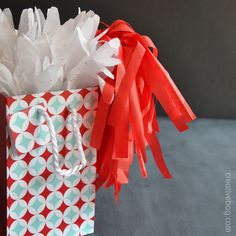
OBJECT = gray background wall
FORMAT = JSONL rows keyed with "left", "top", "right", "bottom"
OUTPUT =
{"left": 1, "top": 0, "right": 236, "bottom": 118}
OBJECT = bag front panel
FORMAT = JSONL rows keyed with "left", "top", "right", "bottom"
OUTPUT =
{"left": 6, "top": 88, "right": 98, "bottom": 236}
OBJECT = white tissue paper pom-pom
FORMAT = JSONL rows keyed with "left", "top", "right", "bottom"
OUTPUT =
{"left": 0, "top": 7, "right": 121, "bottom": 96}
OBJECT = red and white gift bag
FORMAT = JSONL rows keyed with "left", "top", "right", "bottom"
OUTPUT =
{"left": 0, "top": 6, "right": 197, "bottom": 236}
{"left": 0, "top": 88, "right": 99, "bottom": 236}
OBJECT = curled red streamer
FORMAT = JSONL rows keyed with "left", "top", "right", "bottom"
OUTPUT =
{"left": 90, "top": 20, "right": 196, "bottom": 200}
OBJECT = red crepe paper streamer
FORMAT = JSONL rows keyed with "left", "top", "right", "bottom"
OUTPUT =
{"left": 90, "top": 20, "right": 196, "bottom": 200}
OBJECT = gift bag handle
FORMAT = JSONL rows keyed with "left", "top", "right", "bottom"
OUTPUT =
{"left": 38, "top": 105, "right": 87, "bottom": 176}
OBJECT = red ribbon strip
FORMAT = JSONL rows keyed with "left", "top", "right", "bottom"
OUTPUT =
{"left": 91, "top": 20, "right": 196, "bottom": 200}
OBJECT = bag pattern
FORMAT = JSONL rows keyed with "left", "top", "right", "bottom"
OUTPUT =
{"left": 6, "top": 88, "right": 98, "bottom": 236}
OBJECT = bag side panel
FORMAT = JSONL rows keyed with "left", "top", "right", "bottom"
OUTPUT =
{"left": 0, "top": 94, "right": 7, "bottom": 236}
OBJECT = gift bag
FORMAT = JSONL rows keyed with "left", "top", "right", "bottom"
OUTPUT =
{"left": 0, "top": 87, "right": 98, "bottom": 236}
{"left": 0, "top": 6, "right": 196, "bottom": 235}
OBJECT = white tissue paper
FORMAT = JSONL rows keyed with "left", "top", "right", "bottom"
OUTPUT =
{"left": 0, "top": 7, "right": 121, "bottom": 96}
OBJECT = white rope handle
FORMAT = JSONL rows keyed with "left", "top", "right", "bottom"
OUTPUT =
{"left": 38, "top": 106, "right": 87, "bottom": 176}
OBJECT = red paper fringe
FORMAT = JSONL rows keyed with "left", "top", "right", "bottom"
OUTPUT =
{"left": 90, "top": 20, "right": 196, "bottom": 200}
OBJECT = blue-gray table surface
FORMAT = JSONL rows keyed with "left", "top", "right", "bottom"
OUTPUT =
{"left": 94, "top": 117, "right": 236, "bottom": 236}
